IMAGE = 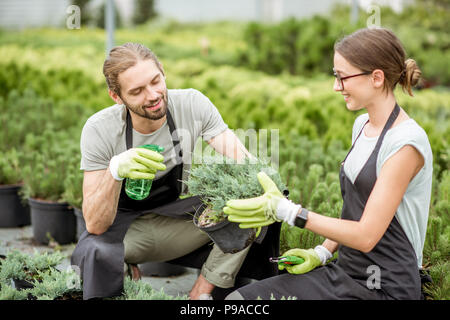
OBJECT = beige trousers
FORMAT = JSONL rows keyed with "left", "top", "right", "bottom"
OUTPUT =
{"left": 123, "top": 212, "right": 250, "bottom": 288}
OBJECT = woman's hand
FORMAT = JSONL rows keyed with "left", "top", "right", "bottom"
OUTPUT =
{"left": 224, "top": 171, "right": 301, "bottom": 228}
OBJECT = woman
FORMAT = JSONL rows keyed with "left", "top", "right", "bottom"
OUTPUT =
{"left": 223, "top": 27, "right": 433, "bottom": 300}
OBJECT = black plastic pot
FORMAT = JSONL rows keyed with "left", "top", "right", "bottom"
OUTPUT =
{"left": 139, "top": 262, "right": 186, "bottom": 277}
{"left": 73, "top": 207, "right": 86, "bottom": 240}
{"left": 12, "top": 278, "right": 34, "bottom": 290}
{"left": 193, "top": 203, "right": 256, "bottom": 254}
{"left": 0, "top": 184, "right": 30, "bottom": 227}
{"left": 28, "top": 198, "right": 76, "bottom": 245}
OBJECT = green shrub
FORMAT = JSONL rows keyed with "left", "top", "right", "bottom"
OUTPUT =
{"left": 0, "top": 250, "right": 65, "bottom": 284}
{"left": 28, "top": 267, "right": 82, "bottom": 300}
{"left": 238, "top": 4, "right": 449, "bottom": 86}
{"left": 0, "top": 284, "right": 30, "bottom": 300}
{"left": 20, "top": 126, "right": 81, "bottom": 202}
{"left": 0, "top": 148, "right": 23, "bottom": 185}
{"left": 183, "top": 156, "right": 286, "bottom": 222}
{"left": 62, "top": 158, "right": 84, "bottom": 209}
{"left": 116, "top": 278, "right": 187, "bottom": 300}
{"left": 0, "top": 89, "right": 88, "bottom": 151}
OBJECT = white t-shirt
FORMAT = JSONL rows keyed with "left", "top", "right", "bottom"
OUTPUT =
{"left": 344, "top": 113, "right": 433, "bottom": 267}
{"left": 80, "top": 88, "right": 229, "bottom": 193}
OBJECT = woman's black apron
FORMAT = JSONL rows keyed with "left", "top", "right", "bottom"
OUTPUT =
{"left": 237, "top": 104, "right": 421, "bottom": 300}
{"left": 71, "top": 108, "right": 203, "bottom": 300}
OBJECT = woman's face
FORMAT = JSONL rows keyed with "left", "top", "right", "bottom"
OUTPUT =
{"left": 333, "top": 51, "right": 375, "bottom": 111}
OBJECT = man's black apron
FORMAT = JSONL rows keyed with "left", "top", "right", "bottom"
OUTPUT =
{"left": 237, "top": 104, "right": 421, "bottom": 300}
{"left": 71, "top": 108, "right": 203, "bottom": 300}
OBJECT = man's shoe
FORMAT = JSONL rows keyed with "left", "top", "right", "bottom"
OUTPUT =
{"left": 198, "top": 293, "right": 213, "bottom": 300}
{"left": 125, "top": 263, "right": 141, "bottom": 281}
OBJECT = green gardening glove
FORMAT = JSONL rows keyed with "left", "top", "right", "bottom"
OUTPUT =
{"left": 278, "top": 248, "right": 321, "bottom": 275}
{"left": 223, "top": 171, "right": 286, "bottom": 228}
{"left": 109, "top": 147, "right": 166, "bottom": 181}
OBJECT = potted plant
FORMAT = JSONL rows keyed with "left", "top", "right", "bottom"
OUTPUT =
{"left": 183, "top": 156, "right": 287, "bottom": 253}
{"left": 0, "top": 148, "right": 30, "bottom": 227}
{"left": 0, "top": 90, "right": 82, "bottom": 229}
{"left": 0, "top": 249, "right": 65, "bottom": 290}
{"left": 20, "top": 128, "right": 77, "bottom": 245}
{"left": 0, "top": 249, "right": 83, "bottom": 300}
{"left": 62, "top": 158, "right": 85, "bottom": 241}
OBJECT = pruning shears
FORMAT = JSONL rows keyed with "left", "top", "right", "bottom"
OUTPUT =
{"left": 269, "top": 255, "right": 305, "bottom": 266}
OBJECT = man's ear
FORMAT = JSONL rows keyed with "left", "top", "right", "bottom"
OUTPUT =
{"left": 371, "top": 69, "right": 385, "bottom": 89}
{"left": 108, "top": 89, "right": 124, "bottom": 105}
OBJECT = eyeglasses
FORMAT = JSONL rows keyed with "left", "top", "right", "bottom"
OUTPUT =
{"left": 333, "top": 68, "right": 372, "bottom": 90}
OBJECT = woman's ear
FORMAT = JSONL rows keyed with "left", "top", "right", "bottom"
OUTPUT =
{"left": 371, "top": 69, "right": 385, "bottom": 89}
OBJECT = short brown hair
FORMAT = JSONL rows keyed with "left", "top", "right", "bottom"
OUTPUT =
{"left": 103, "top": 42, "right": 163, "bottom": 96}
{"left": 334, "top": 28, "right": 421, "bottom": 96}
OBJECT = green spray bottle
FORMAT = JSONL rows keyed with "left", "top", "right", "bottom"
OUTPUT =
{"left": 125, "top": 144, "right": 164, "bottom": 200}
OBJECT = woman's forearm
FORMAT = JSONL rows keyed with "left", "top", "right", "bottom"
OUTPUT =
{"left": 321, "top": 238, "right": 339, "bottom": 254}
{"left": 305, "top": 211, "right": 371, "bottom": 253}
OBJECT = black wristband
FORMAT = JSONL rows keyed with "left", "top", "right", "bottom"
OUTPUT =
{"left": 294, "top": 208, "right": 309, "bottom": 229}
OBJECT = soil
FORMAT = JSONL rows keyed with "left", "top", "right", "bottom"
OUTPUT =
{"left": 197, "top": 206, "right": 225, "bottom": 228}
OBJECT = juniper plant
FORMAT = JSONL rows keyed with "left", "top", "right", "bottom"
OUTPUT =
{"left": 183, "top": 156, "right": 286, "bottom": 223}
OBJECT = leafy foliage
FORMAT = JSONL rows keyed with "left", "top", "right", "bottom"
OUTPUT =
{"left": 115, "top": 278, "right": 187, "bottom": 300}
{"left": 0, "top": 148, "right": 23, "bottom": 185}
{"left": 62, "top": 159, "right": 84, "bottom": 209}
{"left": 0, "top": 284, "right": 30, "bottom": 300}
{"left": 0, "top": 250, "right": 65, "bottom": 284}
{"left": 183, "top": 156, "right": 286, "bottom": 222}
{"left": 28, "top": 267, "right": 81, "bottom": 300}
{"left": 133, "top": 0, "right": 157, "bottom": 25}
{"left": 0, "top": 250, "right": 185, "bottom": 300}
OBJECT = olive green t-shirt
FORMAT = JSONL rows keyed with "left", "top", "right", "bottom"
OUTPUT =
{"left": 80, "top": 88, "right": 228, "bottom": 192}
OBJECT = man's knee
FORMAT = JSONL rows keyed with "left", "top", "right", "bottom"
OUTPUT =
{"left": 74, "top": 236, "right": 114, "bottom": 265}
{"left": 123, "top": 240, "right": 143, "bottom": 264}
{"left": 225, "top": 290, "right": 245, "bottom": 300}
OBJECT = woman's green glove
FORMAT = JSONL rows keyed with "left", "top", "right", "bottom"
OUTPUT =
{"left": 223, "top": 171, "right": 300, "bottom": 228}
{"left": 278, "top": 248, "right": 321, "bottom": 275}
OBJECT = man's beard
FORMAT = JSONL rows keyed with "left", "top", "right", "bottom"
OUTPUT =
{"left": 121, "top": 90, "right": 168, "bottom": 121}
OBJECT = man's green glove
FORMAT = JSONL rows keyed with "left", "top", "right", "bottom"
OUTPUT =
{"left": 278, "top": 248, "right": 321, "bottom": 275}
{"left": 109, "top": 148, "right": 166, "bottom": 181}
{"left": 223, "top": 171, "right": 301, "bottom": 228}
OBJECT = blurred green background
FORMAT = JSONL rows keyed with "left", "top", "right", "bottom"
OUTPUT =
{"left": 0, "top": 0, "right": 448, "bottom": 299}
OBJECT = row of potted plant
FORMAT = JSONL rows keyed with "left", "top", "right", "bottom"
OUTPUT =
{"left": 0, "top": 89, "right": 86, "bottom": 245}
{"left": 0, "top": 250, "right": 185, "bottom": 300}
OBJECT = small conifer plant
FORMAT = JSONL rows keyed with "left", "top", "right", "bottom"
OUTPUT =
{"left": 183, "top": 156, "right": 286, "bottom": 226}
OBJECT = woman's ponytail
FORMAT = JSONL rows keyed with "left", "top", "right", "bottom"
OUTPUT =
{"left": 400, "top": 59, "right": 422, "bottom": 97}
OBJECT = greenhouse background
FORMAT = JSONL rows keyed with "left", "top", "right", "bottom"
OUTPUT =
{"left": 0, "top": 0, "right": 448, "bottom": 302}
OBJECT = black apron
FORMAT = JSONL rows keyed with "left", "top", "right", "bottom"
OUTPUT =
{"left": 71, "top": 108, "right": 203, "bottom": 300}
{"left": 237, "top": 104, "right": 421, "bottom": 300}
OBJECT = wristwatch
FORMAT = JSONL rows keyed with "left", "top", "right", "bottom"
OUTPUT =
{"left": 294, "top": 208, "right": 309, "bottom": 229}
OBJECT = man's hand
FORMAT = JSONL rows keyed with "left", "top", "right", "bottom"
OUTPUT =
{"left": 223, "top": 171, "right": 301, "bottom": 228}
{"left": 109, "top": 148, "right": 166, "bottom": 181}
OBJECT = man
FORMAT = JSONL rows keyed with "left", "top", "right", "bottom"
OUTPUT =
{"left": 71, "top": 42, "right": 253, "bottom": 300}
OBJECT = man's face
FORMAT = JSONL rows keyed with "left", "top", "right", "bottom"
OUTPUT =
{"left": 117, "top": 59, "right": 168, "bottom": 120}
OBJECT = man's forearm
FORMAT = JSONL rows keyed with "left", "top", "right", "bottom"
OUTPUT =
{"left": 208, "top": 129, "right": 253, "bottom": 162}
{"left": 83, "top": 169, "right": 123, "bottom": 235}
